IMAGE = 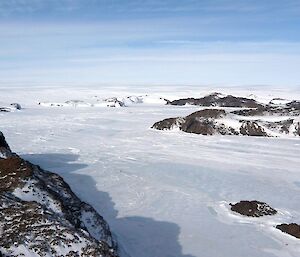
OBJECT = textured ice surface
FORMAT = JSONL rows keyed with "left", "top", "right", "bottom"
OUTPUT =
{"left": 1, "top": 85, "right": 300, "bottom": 257}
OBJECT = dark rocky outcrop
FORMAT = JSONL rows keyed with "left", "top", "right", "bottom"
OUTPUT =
{"left": 152, "top": 117, "right": 184, "bottom": 131}
{"left": 231, "top": 108, "right": 266, "bottom": 117}
{"left": 151, "top": 109, "right": 238, "bottom": 135}
{"left": 0, "top": 132, "right": 13, "bottom": 159}
{"left": 0, "top": 132, "right": 10, "bottom": 150}
{"left": 230, "top": 200, "right": 277, "bottom": 217}
{"left": 168, "top": 93, "right": 263, "bottom": 108}
{"left": 240, "top": 121, "right": 268, "bottom": 137}
{"left": 263, "top": 119, "right": 294, "bottom": 134}
{"left": 232, "top": 100, "right": 300, "bottom": 117}
{"left": 185, "top": 109, "right": 226, "bottom": 119}
{"left": 0, "top": 132, "right": 118, "bottom": 257}
{"left": 276, "top": 223, "right": 300, "bottom": 239}
{"left": 286, "top": 100, "right": 300, "bottom": 110}
{"left": 181, "top": 118, "right": 215, "bottom": 135}
{"left": 152, "top": 109, "right": 272, "bottom": 136}
{"left": 0, "top": 157, "right": 33, "bottom": 192}
{"left": 181, "top": 110, "right": 231, "bottom": 135}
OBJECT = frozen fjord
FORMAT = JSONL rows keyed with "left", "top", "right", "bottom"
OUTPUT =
{"left": 1, "top": 85, "right": 300, "bottom": 257}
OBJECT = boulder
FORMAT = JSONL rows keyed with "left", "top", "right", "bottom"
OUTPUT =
{"left": 230, "top": 200, "right": 277, "bottom": 217}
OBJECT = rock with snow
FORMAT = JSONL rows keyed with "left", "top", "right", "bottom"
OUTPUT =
{"left": 152, "top": 107, "right": 300, "bottom": 137}
{"left": 167, "top": 93, "right": 263, "bottom": 108}
{"left": 230, "top": 200, "right": 277, "bottom": 217}
{"left": 269, "top": 98, "right": 291, "bottom": 105}
{"left": 239, "top": 121, "right": 268, "bottom": 137}
{"left": 0, "top": 132, "right": 13, "bottom": 159}
{"left": 103, "top": 97, "right": 125, "bottom": 107}
{"left": 276, "top": 223, "right": 300, "bottom": 239}
{"left": 232, "top": 100, "right": 300, "bottom": 117}
{"left": 0, "top": 103, "right": 22, "bottom": 112}
{"left": 0, "top": 132, "right": 117, "bottom": 257}
{"left": 152, "top": 117, "right": 185, "bottom": 131}
{"left": 10, "top": 103, "right": 22, "bottom": 110}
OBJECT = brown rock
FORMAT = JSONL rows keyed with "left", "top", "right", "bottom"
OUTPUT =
{"left": 151, "top": 117, "right": 184, "bottom": 130}
{"left": 276, "top": 223, "right": 300, "bottom": 239}
{"left": 230, "top": 200, "right": 277, "bottom": 217}
{"left": 240, "top": 121, "right": 268, "bottom": 136}
{"left": 181, "top": 118, "right": 215, "bottom": 135}
{"left": 168, "top": 93, "right": 263, "bottom": 108}
{"left": 186, "top": 109, "right": 226, "bottom": 119}
{"left": 0, "top": 157, "right": 33, "bottom": 192}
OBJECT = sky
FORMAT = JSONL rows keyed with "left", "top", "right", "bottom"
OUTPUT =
{"left": 0, "top": 0, "right": 300, "bottom": 87}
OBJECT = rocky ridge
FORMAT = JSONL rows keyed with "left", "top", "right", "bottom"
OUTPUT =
{"left": 0, "top": 132, "right": 117, "bottom": 257}
{"left": 166, "top": 93, "right": 264, "bottom": 108}
{"left": 152, "top": 93, "right": 300, "bottom": 137}
{"left": 152, "top": 109, "right": 300, "bottom": 137}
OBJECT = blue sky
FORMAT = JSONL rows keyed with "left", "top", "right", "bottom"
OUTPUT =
{"left": 0, "top": 0, "right": 300, "bottom": 86}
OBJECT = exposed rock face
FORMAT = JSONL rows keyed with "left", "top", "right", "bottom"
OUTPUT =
{"left": 151, "top": 109, "right": 235, "bottom": 135}
{"left": 181, "top": 118, "right": 215, "bottom": 135}
{"left": 276, "top": 223, "right": 300, "bottom": 239}
{"left": 230, "top": 200, "right": 277, "bottom": 217}
{"left": 104, "top": 97, "right": 125, "bottom": 107}
{"left": 180, "top": 110, "right": 230, "bottom": 135}
{"left": 286, "top": 100, "right": 300, "bottom": 111}
{"left": 0, "top": 132, "right": 13, "bottom": 159}
{"left": 168, "top": 93, "right": 263, "bottom": 108}
{"left": 240, "top": 121, "right": 268, "bottom": 137}
{"left": 231, "top": 108, "right": 266, "bottom": 117}
{"left": 296, "top": 122, "right": 300, "bottom": 136}
{"left": 185, "top": 109, "right": 226, "bottom": 119}
{"left": 168, "top": 93, "right": 300, "bottom": 117}
{"left": 152, "top": 109, "right": 268, "bottom": 136}
{"left": 152, "top": 117, "right": 184, "bottom": 131}
{"left": 0, "top": 157, "right": 33, "bottom": 192}
{"left": 262, "top": 119, "right": 293, "bottom": 134}
{"left": 0, "top": 132, "right": 10, "bottom": 150}
{"left": 232, "top": 100, "right": 300, "bottom": 117}
{"left": 0, "top": 133, "right": 118, "bottom": 257}
{"left": 152, "top": 105, "right": 300, "bottom": 137}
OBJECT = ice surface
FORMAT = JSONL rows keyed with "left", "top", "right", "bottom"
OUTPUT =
{"left": 1, "top": 85, "right": 300, "bottom": 257}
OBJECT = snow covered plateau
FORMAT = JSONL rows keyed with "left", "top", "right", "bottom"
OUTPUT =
{"left": 1, "top": 85, "right": 300, "bottom": 257}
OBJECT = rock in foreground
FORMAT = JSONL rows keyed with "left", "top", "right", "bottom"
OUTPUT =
{"left": 0, "top": 132, "right": 117, "bottom": 257}
{"left": 276, "top": 223, "right": 300, "bottom": 239}
{"left": 230, "top": 200, "right": 277, "bottom": 217}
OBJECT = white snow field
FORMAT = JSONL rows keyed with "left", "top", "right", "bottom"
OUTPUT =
{"left": 1, "top": 85, "right": 300, "bottom": 257}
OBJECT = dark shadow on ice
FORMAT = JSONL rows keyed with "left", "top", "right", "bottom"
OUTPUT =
{"left": 22, "top": 153, "right": 195, "bottom": 257}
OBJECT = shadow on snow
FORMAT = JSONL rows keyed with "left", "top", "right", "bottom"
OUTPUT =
{"left": 22, "top": 153, "right": 196, "bottom": 257}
